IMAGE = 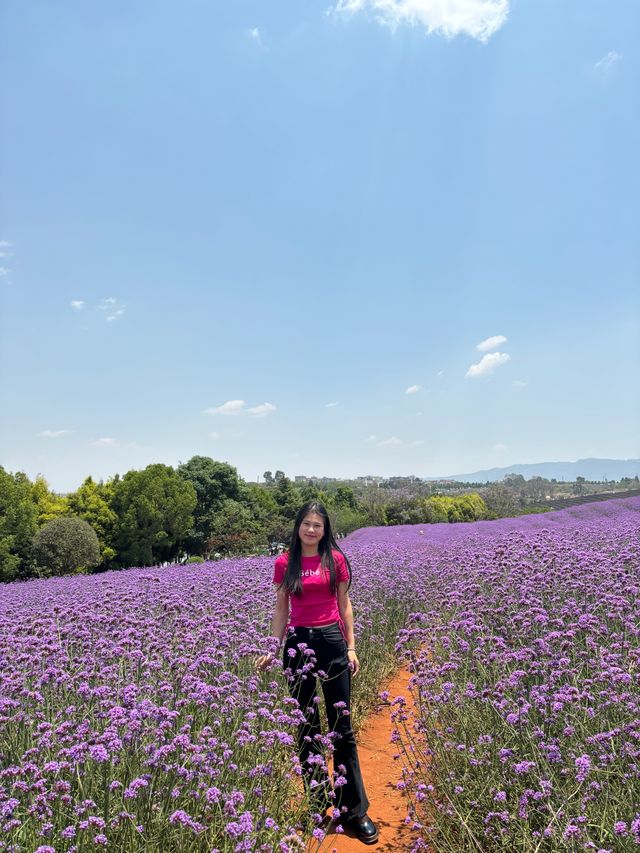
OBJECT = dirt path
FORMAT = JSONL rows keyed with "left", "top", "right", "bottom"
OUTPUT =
{"left": 307, "top": 664, "right": 419, "bottom": 853}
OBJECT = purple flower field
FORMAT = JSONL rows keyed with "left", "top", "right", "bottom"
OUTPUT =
{"left": 1, "top": 497, "right": 638, "bottom": 851}
{"left": 358, "top": 497, "right": 639, "bottom": 852}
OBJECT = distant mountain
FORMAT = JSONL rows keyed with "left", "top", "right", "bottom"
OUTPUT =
{"left": 433, "top": 458, "right": 640, "bottom": 483}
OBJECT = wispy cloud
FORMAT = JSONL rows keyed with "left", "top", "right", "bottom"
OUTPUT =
{"left": 365, "top": 434, "right": 378, "bottom": 443}
{"left": 92, "top": 437, "right": 118, "bottom": 447}
{"left": 70, "top": 296, "right": 124, "bottom": 319}
{"left": 513, "top": 379, "right": 527, "bottom": 388}
{"left": 98, "top": 297, "right": 125, "bottom": 322}
{"left": 326, "top": 401, "right": 340, "bottom": 408}
{"left": 375, "top": 436, "right": 424, "bottom": 447}
{"left": 39, "top": 429, "right": 72, "bottom": 438}
{"left": 594, "top": 51, "right": 622, "bottom": 77}
{"left": 205, "top": 400, "right": 246, "bottom": 416}
{"left": 332, "top": 0, "right": 509, "bottom": 42}
{"left": 405, "top": 384, "right": 422, "bottom": 394}
{"left": 249, "top": 26, "right": 263, "bottom": 47}
{"left": 377, "top": 436, "right": 403, "bottom": 447}
{"left": 0, "top": 240, "right": 11, "bottom": 277}
{"left": 465, "top": 351, "right": 510, "bottom": 378}
{"left": 209, "top": 431, "right": 221, "bottom": 439}
{"left": 204, "top": 400, "right": 276, "bottom": 418}
{"left": 477, "top": 334, "right": 507, "bottom": 352}
{"left": 246, "top": 402, "right": 276, "bottom": 418}
{"left": 493, "top": 442, "right": 508, "bottom": 451}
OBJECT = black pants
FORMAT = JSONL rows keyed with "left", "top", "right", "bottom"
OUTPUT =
{"left": 282, "top": 622, "right": 369, "bottom": 820}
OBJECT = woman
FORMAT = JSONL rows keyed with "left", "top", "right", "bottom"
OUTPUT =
{"left": 256, "top": 501, "right": 378, "bottom": 845}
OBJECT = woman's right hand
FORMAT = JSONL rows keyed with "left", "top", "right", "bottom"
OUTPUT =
{"left": 255, "top": 653, "right": 275, "bottom": 672}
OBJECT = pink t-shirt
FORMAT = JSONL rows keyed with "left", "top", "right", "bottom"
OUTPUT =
{"left": 273, "top": 550, "right": 350, "bottom": 627}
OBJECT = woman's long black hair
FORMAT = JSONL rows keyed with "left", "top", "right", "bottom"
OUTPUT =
{"left": 281, "top": 500, "right": 352, "bottom": 597}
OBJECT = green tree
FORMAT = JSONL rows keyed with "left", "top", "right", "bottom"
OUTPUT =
{"left": 330, "top": 505, "right": 366, "bottom": 536}
{"left": 32, "top": 475, "right": 66, "bottom": 525}
{"left": 206, "top": 500, "right": 267, "bottom": 556}
{"left": 484, "top": 484, "right": 518, "bottom": 518}
{"left": 424, "top": 496, "right": 450, "bottom": 523}
{"left": 446, "top": 501, "right": 462, "bottom": 523}
{"left": 244, "top": 482, "right": 279, "bottom": 517}
{"left": 177, "top": 456, "right": 242, "bottom": 553}
{"left": 299, "top": 483, "right": 324, "bottom": 503}
{"left": 385, "top": 498, "right": 425, "bottom": 526}
{"left": 112, "top": 464, "right": 197, "bottom": 567}
{"left": 357, "top": 485, "right": 387, "bottom": 527}
{"left": 526, "top": 476, "right": 549, "bottom": 502}
{"left": 504, "top": 473, "right": 526, "bottom": 489}
{"left": 333, "top": 485, "right": 358, "bottom": 511}
{"left": 65, "top": 476, "right": 118, "bottom": 567}
{"left": 273, "top": 475, "right": 301, "bottom": 518}
{"left": 0, "top": 467, "right": 39, "bottom": 582}
{"left": 32, "top": 516, "right": 101, "bottom": 577}
{"left": 457, "top": 493, "right": 488, "bottom": 521}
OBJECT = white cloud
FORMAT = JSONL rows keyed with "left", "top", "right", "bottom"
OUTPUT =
{"left": 249, "top": 26, "right": 263, "bottom": 46}
{"left": 70, "top": 300, "right": 85, "bottom": 310}
{"left": 465, "top": 351, "right": 510, "bottom": 378}
{"left": 375, "top": 436, "right": 424, "bottom": 447}
{"left": 0, "top": 267, "right": 9, "bottom": 278}
{"left": 39, "top": 429, "right": 72, "bottom": 438}
{"left": 493, "top": 442, "right": 508, "bottom": 451}
{"left": 246, "top": 402, "right": 276, "bottom": 418}
{"left": 333, "top": 0, "right": 509, "bottom": 42}
{"left": 594, "top": 51, "right": 622, "bottom": 76}
{"left": 477, "top": 334, "right": 507, "bottom": 352}
{"left": 98, "top": 297, "right": 125, "bottom": 322}
{"left": 365, "top": 434, "right": 377, "bottom": 443}
{"left": 205, "top": 400, "right": 246, "bottom": 416}
{"left": 92, "top": 437, "right": 117, "bottom": 447}
{"left": 204, "top": 399, "right": 276, "bottom": 418}
{"left": 209, "top": 431, "right": 221, "bottom": 439}
{"left": 437, "top": 370, "right": 444, "bottom": 377}
{"left": 513, "top": 379, "right": 527, "bottom": 388}
{"left": 377, "top": 436, "right": 403, "bottom": 446}
{"left": 326, "top": 401, "right": 340, "bottom": 408}
{"left": 405, "top": 384, "right": 422, "bottom": 394}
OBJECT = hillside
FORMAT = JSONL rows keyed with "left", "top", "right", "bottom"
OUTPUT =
{"left": 435, "top": 457, "right": 640, "bottom": 483}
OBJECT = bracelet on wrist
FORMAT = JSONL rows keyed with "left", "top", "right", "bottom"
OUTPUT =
{"left": 347, "top": 647, "right": 356, "bottom": 652}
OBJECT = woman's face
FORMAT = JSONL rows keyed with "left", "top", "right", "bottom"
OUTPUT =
{"left": 298, "top": 512, "right": 325, "bottom": 549}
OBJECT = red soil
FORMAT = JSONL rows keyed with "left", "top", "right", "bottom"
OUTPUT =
{"left": 307, "top": 664, "right": 420, "bottom": 853}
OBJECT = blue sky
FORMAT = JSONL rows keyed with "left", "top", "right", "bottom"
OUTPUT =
{"left": 1, "top": 0, "right": 638, "bottom": 492}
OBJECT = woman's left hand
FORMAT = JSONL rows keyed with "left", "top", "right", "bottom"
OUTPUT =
{"left": 347, "top": 649, "right": 360, "bottom": 677}
{"left": 255, "top": 653, "right": 275, "bottom": 672}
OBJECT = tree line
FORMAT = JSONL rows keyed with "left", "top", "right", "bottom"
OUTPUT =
{"left": 0, "top": 457, "right": 492, "bottom": 582}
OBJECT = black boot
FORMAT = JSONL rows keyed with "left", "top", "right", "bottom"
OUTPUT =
{"left": 346, "top": 813, "right": 379, "bottom": 844}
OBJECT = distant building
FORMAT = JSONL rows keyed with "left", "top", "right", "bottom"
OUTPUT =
{"left": 356, "top": 476, "right": 384, "bottom": 486}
